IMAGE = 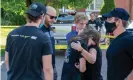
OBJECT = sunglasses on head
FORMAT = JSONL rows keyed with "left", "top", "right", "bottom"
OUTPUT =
{"left": 46, "top": 13, "right": 57, "bottom": 19}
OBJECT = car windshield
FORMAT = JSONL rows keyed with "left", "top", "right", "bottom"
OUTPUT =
{"left": 57, "top": 15, "right": 74, "bottom": 20}
{"left": 55, "top": 13, "right": 75, "bottom": 24}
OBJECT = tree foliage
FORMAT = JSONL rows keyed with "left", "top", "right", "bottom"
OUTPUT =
{"left": 1, "top": 0, "right": 27, "bottom": 25}
{"left": 45, "top": 0, "right": 93, "bottom": 9}
{"left": 100, "top": 0, "right": 115, "bottom": 14}
{"left": 1, "top": 0, "right": 93, "bottom": 25}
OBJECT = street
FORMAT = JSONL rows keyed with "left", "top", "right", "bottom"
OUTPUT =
{"left": 1, "top": 50, "right": 107, "bottom": 80}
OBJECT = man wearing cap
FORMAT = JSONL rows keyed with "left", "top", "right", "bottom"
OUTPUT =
{"left": 40, "top": 6, "right": 58, "bottom": 80}
{"left": 103, "top": 8, "right": 133, "bottom": 80}
{"left": 5, "top": 2, "right": 53, "bottom": 80}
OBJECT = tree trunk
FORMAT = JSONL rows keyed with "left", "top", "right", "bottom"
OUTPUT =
{"left": 26, "top": 0, "right": 32, "bottom": 7}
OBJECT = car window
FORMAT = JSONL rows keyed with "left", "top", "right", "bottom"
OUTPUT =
{"left": 58, "top": 15, "right": 74, "bottom": 20}
{"left": 55, "top": 13, "right": 74, "bottom": 24}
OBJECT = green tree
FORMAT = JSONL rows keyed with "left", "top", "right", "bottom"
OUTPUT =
{"left": 1, "top": 0, "right": 44, "bottom": 25}
{"left": 100, "top": 0, "right": 115, "bottom": 14}
{"left": 1, "top": 0, "right": 27, "bottom": 25}
{"left": 1, "top": 0, "right": 93, "bottom": 25}
{"left": 68, "top": 0, "right": 93, "bottom": 9}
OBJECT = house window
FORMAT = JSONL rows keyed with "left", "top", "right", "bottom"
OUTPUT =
{"left": 88, "top": 0, "right": 104, "bottom": 10}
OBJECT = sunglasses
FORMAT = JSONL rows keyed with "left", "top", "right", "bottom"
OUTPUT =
{"left": 46, "top": 13, "right": 57, "bottom": 19}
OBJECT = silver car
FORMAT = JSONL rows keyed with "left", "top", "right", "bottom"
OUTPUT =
{"left": 51, "top": 13, "right": 75, "bottom": 49}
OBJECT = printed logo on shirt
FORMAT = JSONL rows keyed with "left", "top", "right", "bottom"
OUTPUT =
{"left": 11, "top": 34, "right": 19, "bottom": 37}
{"left": 89, "top": 24, "right": 96, "bottom": 27}
{"left": 64, "top": 47, "right": 71, "bottom": 63}
{"left": 11, "top": 34, "right": 37, "bottom": 40}
{"left": 31, "top": 36, "right": 37, "bottom": 40}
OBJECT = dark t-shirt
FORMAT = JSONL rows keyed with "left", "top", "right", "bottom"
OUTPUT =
{"left": 106, "top": 31, "right": 133, "bottom": 80}
{"left": 88, "top": 20, "right": 99, "bottom": 30}
{"left": 5, "top": 26, "right": 53, "bottom": 80}
{"left": 82, "top": 45, "right": 103, "bottom": 80}
{"left": 40, "top": 25, "right": 56, "bottom": 66}
{"left": 61, "top": 40, "right": 88, "bottom": 80}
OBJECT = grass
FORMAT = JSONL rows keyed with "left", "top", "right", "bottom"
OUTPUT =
{"left": 1, "top": 27, "right": 17, "bottom": 45}
{"left": 1, "top": 48, "right": 5, "bottom": 57}
{"left": 1, "top": 26, "right": 17, "bottom": 56}
{"left": 0, "top": 45, "right": 6, "bottom": 57}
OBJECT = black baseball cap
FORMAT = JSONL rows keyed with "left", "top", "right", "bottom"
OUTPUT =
{"left": 25, "top": 2, "right": 46, "bottom": 17}
{"left": 102, "top": 8, "right": 130, "bottom": 21}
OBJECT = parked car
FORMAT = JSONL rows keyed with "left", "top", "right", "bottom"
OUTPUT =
{"left": 55, "top": 13, "right": 75, "bottom": 24}
{"left": 51, "top": 12, "right": 76, "bottom": 49}
{"left": 126, "top": 21, "right": 133, "bottom": 33}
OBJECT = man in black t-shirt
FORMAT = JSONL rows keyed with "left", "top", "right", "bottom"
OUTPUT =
{"left": 103, "top": 8, "right": 133, "bottom": 80}
{"left": 88, "top": 13, "right": 99, "bottom": 31}
{"left": 5, "top": 2, "right": 53, "bottom": 80}
{"left": 40, "top": 6, "right": 58, "bottom": 80}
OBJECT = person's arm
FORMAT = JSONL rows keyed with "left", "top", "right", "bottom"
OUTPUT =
{"left": 41, "top": 35, "right": 54, "bottom": 80}
{"left": 71, "top": 41, "right": 97, "bottom": 64}
{"left": 5, "top": 34, "right": 10, "bottom": 71}
{"left": 79, "top": 58, "right": 86, "bottom": 72}
{"left": 75, "top": 58, "right": 86, "bottom": 72}
{"left": 42, "top": 55, "right": 53, "bottom": 80}
{"left": 5, "top": 51, "right": 9, "bottom": 71}
{"left": 81, "top": 48, "right": 97, "bottom": 64}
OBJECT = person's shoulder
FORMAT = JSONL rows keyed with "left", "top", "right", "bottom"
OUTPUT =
{"left": 67, "top": 31, "right": 75, "bottom": 35}
{"left": 94, "top": 20, "right": 99, "bottom": 23}
{"left": 8, "top": 26, "right": 24, "bottom": 35}
{"left": 66, "top": 30, "right": 77, "bottom": 38}
{"left": 39, "top": 24, "right": 45, "bottom": 31}
{"left": 121, "top": 32, "right": 133, "bottom": 50}
{"left": 122, "top": 31, "right": 133, "bottom": 39}
{"left": 126, "top": 33, "right": 133, "bottom": 42}
{"left": 119, "top": 31, "right": 133, "bottom": 44}
{"left": 37, "top": 30, "right": 49, "bottom": 39}
{"left": 88, "top": 20, "right": 92, "bottom": 23}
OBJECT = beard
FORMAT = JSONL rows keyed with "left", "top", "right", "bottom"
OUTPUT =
{"left": 45, "top": 19, "right": 51, "bottom": 27}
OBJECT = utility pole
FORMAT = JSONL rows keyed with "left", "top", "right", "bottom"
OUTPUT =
{"left": 130, "top": 0, "right": 133, "bottom": 20}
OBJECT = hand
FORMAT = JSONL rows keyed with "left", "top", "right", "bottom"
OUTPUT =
{"left": 75, "top": 63, "right": 80, "bottom": 69}
{"left": 105, "top": 38, "right": 110, "bottom": 45}
{"left": 71, "top": 41, "right": 83, "bottom": 52}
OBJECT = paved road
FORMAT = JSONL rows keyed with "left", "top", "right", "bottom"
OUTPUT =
{"left": 1, "top": 50, "right": 107, "bottom": 80}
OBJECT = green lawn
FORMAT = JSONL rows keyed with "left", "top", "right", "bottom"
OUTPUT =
{"left": 1, "top": 45, "right": 6, "bottom": 56}
{"left": 1, "top": 26, "right": 17, "bottom": 56}
{"left": 1, "top": 48, "right": 5, "bottom": 57}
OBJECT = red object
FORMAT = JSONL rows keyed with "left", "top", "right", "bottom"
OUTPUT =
{"left": 71, "top": 25, "right": 76, "bottom": 31}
